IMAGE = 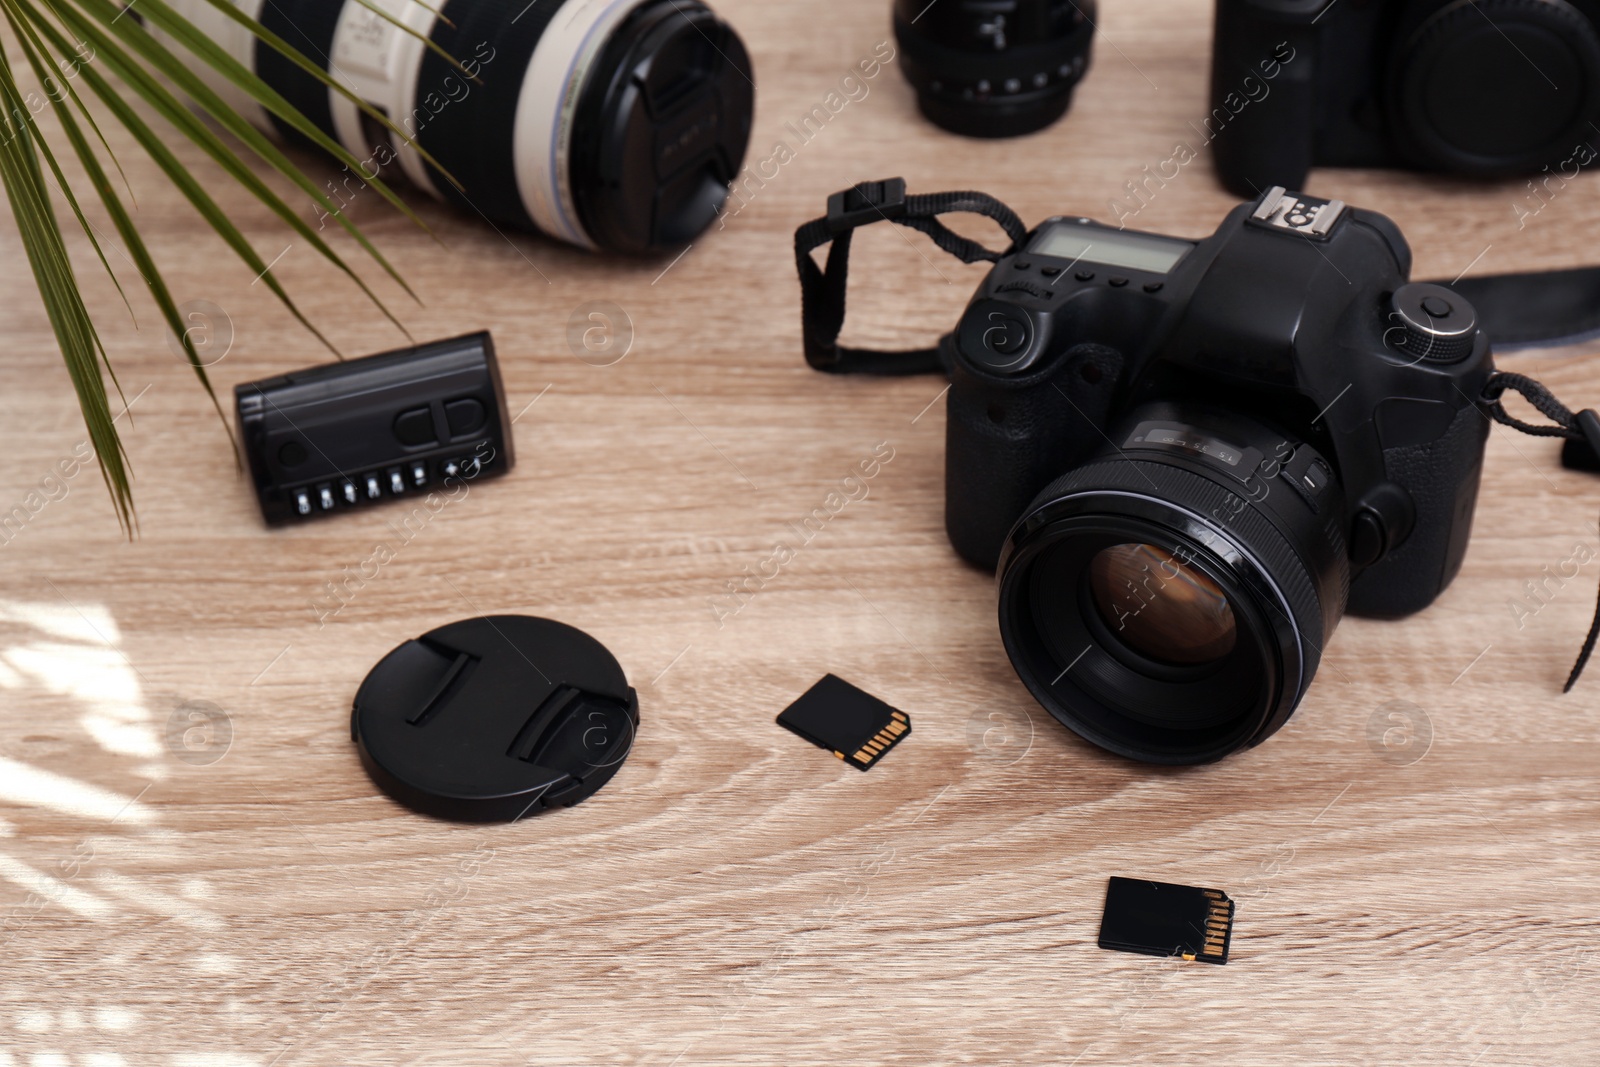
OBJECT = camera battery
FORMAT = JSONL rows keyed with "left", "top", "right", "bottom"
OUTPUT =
{"left": 234, "top": 331, "right": 515, "bottom": 525}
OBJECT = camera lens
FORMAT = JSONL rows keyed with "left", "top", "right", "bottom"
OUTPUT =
{"left": 995, "top": 404, "right": 1349, "bottom": 764}
{"left": 166, "top": 0, "right": 753, "bottom": 254}
{"left": 892, "top": 0, "right": 1096, "bottom": 138}
{"left": 1087, "top": 543, "right": 1237, "bottom": 666}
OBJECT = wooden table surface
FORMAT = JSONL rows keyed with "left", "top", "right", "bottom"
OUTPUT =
{"left": 4, "top": 1, "right": 1599, "bottom": 1063}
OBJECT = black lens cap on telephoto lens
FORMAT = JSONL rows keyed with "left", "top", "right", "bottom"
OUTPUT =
{"left": 568, "top": 0, "right": 756, "bottom": 252}
{"left": 352, "top": 616, "right": 639, "bottom": 822}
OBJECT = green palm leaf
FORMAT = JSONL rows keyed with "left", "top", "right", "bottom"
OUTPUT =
{"left": 2, "top": 0, "right": 448, "bottom": 533}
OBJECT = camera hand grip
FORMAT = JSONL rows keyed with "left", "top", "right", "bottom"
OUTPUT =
{"left": 1347, "top": 404, "right": 1490, "bottom": 617}
{"left": 945, "top": 343, "right": 1122, "bottom": 570}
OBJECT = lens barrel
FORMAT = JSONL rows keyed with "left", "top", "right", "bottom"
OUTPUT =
{"left": 995, "top": 404, "right": 1349, "bottom": 764}
{"left": 164, "top": 0, "right": 753, "bottom": 254}
{"left": 892, "top": 0, "right": 1095, "bottom": 138}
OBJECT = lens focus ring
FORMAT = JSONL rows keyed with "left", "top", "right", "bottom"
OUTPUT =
{"left": 418, "top": 0, "right": 563, "bottom": 233}
{"left": 255, "top": 0, "right": 345, "bottom": 151}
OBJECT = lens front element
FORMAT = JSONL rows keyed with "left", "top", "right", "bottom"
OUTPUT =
{"left": 1088, "top": 542, "right": 1238, "bottom": 666}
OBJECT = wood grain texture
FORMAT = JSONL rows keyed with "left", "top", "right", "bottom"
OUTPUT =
{"left": 2, "top": 1, "right": 1599, "bottom": 1063}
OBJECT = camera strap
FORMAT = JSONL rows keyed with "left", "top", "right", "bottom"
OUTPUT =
{"left": 1441, "top": 265, "right": 1600, "bottom": 350}
{"left": 798, "top": 179, "right": 1600, "bottom": 355}
{"left": 794, "top": 178, "right": 1027, "bottom": 375}
{"left": 1481, "top": 372, "right": 1600, "bottom": 691}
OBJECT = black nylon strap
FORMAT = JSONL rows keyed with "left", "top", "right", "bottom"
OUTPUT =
{"left": 1438, "top": 265, "right": 1600, "bottom": 350}
{"left": 795, "top": 178, "right": 1028, "bottom": 375}
{"left": 1480, "top": 371, "right": 1600, "bottom": 692}
{"left": 1482, "top": 371, "right": 1589, "bottom": 438}
{"left": 800, "top": 182, "right": 1600, "bottom": 359}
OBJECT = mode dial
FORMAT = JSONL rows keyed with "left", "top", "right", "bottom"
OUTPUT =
{"left": 1388, "top": 283, "right": 1478, "bottom": 363}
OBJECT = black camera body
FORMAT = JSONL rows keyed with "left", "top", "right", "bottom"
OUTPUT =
{"left": 949, "top": 187, "right": 1492, "bottom": 612}
{"left": 944, "top": 189, "right": 1493, "bottom": 761}
{"left": 1211, "top": 0, "right": 1600, "bottom": 194}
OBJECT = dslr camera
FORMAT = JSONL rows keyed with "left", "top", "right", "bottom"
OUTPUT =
{"left": 1211, "top": 0, "right": 1600, "bottom": 194}
{"left": 946, "top": 187, "right": 1493, "bottom": 763}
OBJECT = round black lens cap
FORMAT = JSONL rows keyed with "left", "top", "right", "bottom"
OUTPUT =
{"left": 1399, "top": 0, "right": 1600, "bottom": 172}
{"left": 352, "top": 616, "right": 639, "bottom": 822}
{"left": 571, "top": 0, "right": 754, "bottom": 254}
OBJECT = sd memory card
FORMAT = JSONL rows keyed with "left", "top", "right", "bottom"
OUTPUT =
{"left": 1098, "top": 877, "right": 1234, "bottom": 964}
{"left": 776, "top": 675, "right": 910, "bottom": 771}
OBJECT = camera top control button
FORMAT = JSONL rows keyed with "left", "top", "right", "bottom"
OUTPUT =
{"left": 1075, "top": 270, "right": 1094, "bottom": 281}
{"left": 1041, "top": 266, "right": 1061, "bottom": 277}
{"left": 393, "top": 407, "right": 436, "bottom": 447}
{"left": 1388, "top": 283, "right": 1478, "bottom": 363}
{"left": 1108, "top": 277, "right": 1129, "bottom": 288}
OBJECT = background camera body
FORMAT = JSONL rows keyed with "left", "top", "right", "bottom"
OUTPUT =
{"left": 945, "top": 188, "right": 1494, "bottom": 620}
{"left": 1210, "top": 0, "right": 1600, "bottom": 194}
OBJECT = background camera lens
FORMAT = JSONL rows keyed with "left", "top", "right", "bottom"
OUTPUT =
{"left": 892, "top": 0, "right": 1096, "bottom": 138}
{"left": 996, "top": 404, "right": 1349, "bottom": 764}
{"left": 419, "top": 0, "right": 753, "bottom": 253}
{"left": 1087, "top": 542, "right": 1238, "bottom": 666}
{"left": 166, "top": 0, "right": 753, "bottom": 254}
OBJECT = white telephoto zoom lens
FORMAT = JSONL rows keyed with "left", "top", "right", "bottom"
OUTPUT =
{"left": 158, "top": 0, "right": 754, "bottom": 253}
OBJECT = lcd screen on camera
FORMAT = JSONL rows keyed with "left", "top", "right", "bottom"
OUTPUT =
{"left": 1029, "top": 225, "right": 1193, "bottom": 274}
